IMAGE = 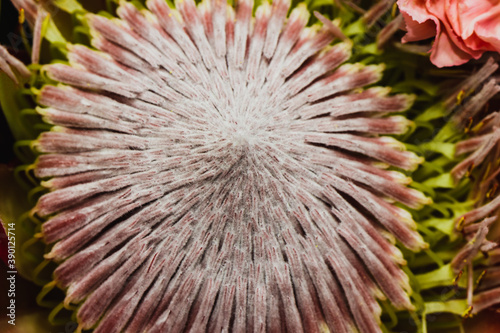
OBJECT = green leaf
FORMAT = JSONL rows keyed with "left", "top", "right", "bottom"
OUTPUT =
{"left": 421, "top": 218, "right": 457, "bottom": 239}
{"left": 415, "top": 103, "right": 447, "bottom": 122}
{"left": 42, "top": 16, "right": 67, "bottom": 47}
{"left": 434, "top": 122, "right": 461, "bottom": 143}
{"left": 420, "top": 142, "right": 456, "bottom": 159}
{"left": 51, "top": 0, "right": 85, "bottom": 13}
{"left": 392, "top": 80, "right": 439, "bottom": 96}
{"left": 0, "top": 165, "right": 33, "bottom": 279}
{"left": 310, "top": 0, "right": 335, "bottom": 9}
{"left": 0, "top": 74, "right": 33, "bottom": 141}
{"left": 409, "top": 181, "right": 436, "bottom": 197}
{"left": 343, "top": 18, "right": 365, "bottom": 36}
{"left": 416, "top": 264, "right": 465, "bottom": 290}
{"left": 361, "top": 43, "right": 381, "bottom": 55}
{"left": 424, "top": 299, "right": 468, "bottom": 316}
{"left": 422, "top": 173, "right": 455, "bottom": 189}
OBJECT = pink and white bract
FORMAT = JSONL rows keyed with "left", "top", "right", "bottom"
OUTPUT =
{"left": 28, "top": 0, "right": 431, "bottom": 331}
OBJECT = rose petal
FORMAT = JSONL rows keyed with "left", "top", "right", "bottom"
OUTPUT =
{"left": 430, "top": 28, "right": 473, "bottom": 67}
{"left": 472, "top": 5, "right": 500, "bottom": 52}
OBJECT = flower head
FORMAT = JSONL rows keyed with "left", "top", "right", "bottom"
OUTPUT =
{"left": 1, "top": 0, "right": 438, "bottom": 332}
{"left": 398, "top": 0, "right": 500, "bottom": 67}
{"left": 22, "top": 0, "right": 433, "bottom": 331}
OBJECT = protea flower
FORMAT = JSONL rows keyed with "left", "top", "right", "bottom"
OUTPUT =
{"left": 403, "top": 57, "right": 500, "bottom": 330}
{"left": 447, "top": 59, "right": 500, "bottom": 319}
{"left": 1, "top": 0, "right": 500, "bottom": 332}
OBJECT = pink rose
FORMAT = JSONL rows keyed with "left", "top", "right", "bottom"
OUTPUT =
{"left": 398, "top": 0, "right": 500, "bottom": 67}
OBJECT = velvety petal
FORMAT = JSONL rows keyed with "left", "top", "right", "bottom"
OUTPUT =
{"left": 430, "top": 28, "right": 473, "bottom": 67}
{"left": 400, "top": 12, "right": 436, "bottom": 42}
{"left": 398, "top": 0, "right": 433, "bottom": 24}
{"left": 426, "top": 0, "right": 482, "bottom": 66}
{"left": 398, "top": 0, "right": 438, "bottom": 42}
{"left": 0, "top": 45, "right": 31, "bottom": 84}
{"left": 13, "top": 1, "right": 433, "bottom": 332}
{"left": 398, "top": 0, "right": 490, "bottom": 67}
{"left": 444, "top": 0, "right": 496, "bottom": 52}
{"left": 447, "top": 0, "right": 499, "bottom": 43}
{"left": 473, "top": 287, "right": 500, "bottom": 314}
{"left": 472, "top": 5, "right": 500, "bottom": 52}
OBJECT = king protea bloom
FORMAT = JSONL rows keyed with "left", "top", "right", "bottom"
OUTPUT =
{"left": 450, "top": 71, "right": 500, "bottom": 317}
{"left": 1, "top": 0, "right": 436, "bottom": 332}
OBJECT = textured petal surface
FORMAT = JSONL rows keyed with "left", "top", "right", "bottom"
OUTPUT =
{"left": 32, "top": 1, "right": 429, "bottom": 331}
{"left": 397, "top": 0, "right": 493, "bottom": 67}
